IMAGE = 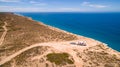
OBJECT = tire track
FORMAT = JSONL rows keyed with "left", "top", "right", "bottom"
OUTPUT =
{"left": 0, "top": 41, "right": 83, "bottom": 67}
{"left": 0, "top": 21, "right": 7, "bottom": 46}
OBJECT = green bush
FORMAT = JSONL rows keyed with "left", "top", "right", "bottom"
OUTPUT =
{"left": 46, "top": 53, "right": 74, "bottom": 65}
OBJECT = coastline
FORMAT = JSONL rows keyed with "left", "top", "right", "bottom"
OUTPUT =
{"left": 1, "top": 12, "right": 120, "bottom": 67}
{"left": 15, "top": 13, "right": 120, "bottom": 52}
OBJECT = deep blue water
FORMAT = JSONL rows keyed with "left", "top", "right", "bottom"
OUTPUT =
{"left": 17, "top": 12, "right": 120, "bottom": 51}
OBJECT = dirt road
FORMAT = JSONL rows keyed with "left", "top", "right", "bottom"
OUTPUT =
{"left": 0, "top": 40, "right": 100, "bottom": 67}
{"left": 0, "top": 21, "right": 7, "bottom": 46}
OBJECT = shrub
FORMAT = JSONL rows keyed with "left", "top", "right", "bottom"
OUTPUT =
{"left": 46, "top": 53, "right": 74, "bottom": 65}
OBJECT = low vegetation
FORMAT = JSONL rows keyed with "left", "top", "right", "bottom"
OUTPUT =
{"left": 0, "top": 13, "right": 78, "bottom": 59}
{"left": 46, "top": 53, "right": 74, "bottom": 65}
{"left": 82, "top": 44, "right": 120, "bottom": 67}
{"left": 0, "top": 21, "right": 4, "bottom": 32}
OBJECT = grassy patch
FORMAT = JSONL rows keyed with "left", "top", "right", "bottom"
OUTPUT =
{"left": 46, "top": 53, "right": 74, "bottom": 65}
{"left": 0, "top": 22, "right": 4, "bottom": 26}
{"left": 0, "top": 29, "right": 4, "bottom": 32}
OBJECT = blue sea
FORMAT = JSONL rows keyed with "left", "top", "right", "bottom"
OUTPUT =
{"left": 17, "top": 12, "right": 120, "bottom": 51}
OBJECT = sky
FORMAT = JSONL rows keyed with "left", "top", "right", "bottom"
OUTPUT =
{"left": 0, "top": 0, "right": 120, "bottom": 12}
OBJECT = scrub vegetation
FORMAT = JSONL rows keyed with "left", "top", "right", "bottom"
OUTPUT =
{"left": 46, "top": 53, "right": 74, "bottom": 65}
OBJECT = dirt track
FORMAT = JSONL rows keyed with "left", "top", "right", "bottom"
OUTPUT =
{"left": 0, "top": 39, "right": 100, "bottom": 67}
{"left": 0, "top": 21, "right": 7, "bottom": 46}
{"left": 0, "top": 21, "right": 100, "bottom": 67}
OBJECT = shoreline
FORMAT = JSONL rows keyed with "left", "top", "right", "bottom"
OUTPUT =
{"left": 15, "top": 13, "right": 116, "bottom": 50}
{"left": 15, "top": 13, "right": 108, "bottom": 42}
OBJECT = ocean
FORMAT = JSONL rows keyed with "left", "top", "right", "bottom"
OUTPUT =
{"left": 17, "top": 12, "right": 120, "bottom": 51}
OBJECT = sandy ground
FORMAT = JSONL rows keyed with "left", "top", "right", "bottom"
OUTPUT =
{"left": 0, "top": 38, "right": 101, "bottom": 67}
{"left": 0, "top": 21, "right": 8, "bottom": 46}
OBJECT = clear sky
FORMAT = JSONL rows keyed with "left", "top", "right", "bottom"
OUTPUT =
{"left": 0, "top": 0, "right": 120, "bottom": 12}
